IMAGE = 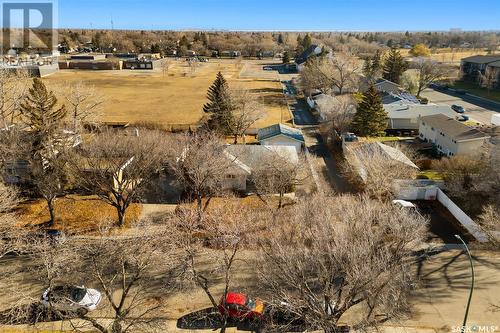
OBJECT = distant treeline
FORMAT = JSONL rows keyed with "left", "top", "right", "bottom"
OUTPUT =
{"left": 3, "top": 28, "right": 499, "bottom": 56}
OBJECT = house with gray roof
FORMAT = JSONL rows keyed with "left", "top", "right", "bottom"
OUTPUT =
{"left": 223, "top": 145, "right": 299, "bottom": 192}
{"left": 295, "top": 44, "right": 322, "bottom": 71}
{"left": 257, "top": 124, "right": 305, "bottom": 153}
{"left": 418, "top": 114, "right": 490, "bottom": 157}
{"left": 384, "top": 104, "right": 458, "bottom": 134}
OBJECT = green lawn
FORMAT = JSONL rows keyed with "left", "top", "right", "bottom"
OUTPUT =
{"left": 451, "top": 81, "right": 500, "bottom": 103}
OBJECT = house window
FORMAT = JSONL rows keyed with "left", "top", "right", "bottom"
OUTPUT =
{"left": 226, "top": 174, "right": 236, "bottom": 179}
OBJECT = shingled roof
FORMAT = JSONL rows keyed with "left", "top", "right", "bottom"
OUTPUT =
{"left": 257, "top": 124, "right": 305, "bottom": 143}
{"left": 461, "top": 55, "right": 500, "bottom": 64}
{"left": 420, "top": 114, "right": 490, "bottom": 141}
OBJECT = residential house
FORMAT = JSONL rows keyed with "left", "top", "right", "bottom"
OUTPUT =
{"left": 257, "top": 124, "right": 305, "bottom": 153}
{"left": 384, "top": 104, "right": 458, "bottom": 135}
{"left": 295, "top": 44, "right": 322, "bottom": 71}
{"left": 374, "top": 78, "right": 402, "bottom": 95}
{"left": 460, "top": 55, "right": 500, "bottom": 83}
{"left": 223, "top": 145, "right": 299, "bottom": 192}
{"left": 418, "top": 114, "right": 490, "bottom": 156}
{"left": 343, "top": 141, "right": 418, "bottom": 183}
{"left": 306, "top": 92, "right": 337, "bottom": 121}
{"left": 220, "top": 51, "right": 241, "bottom": 58}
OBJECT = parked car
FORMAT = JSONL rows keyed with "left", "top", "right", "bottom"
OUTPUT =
{"left": 392, "top": 199, "right": 416, "bottom": 209}
{"left": 41, "top": 285, "right": 102, "bottom": 313}
{"left": 218, "top": 292, "right": 265, "bottom": 320}
{"left": 451, "top": 104, "right": 465, "bottom": 113}
{"left": 458, "top": 115, "right": 469, "bottom": 121}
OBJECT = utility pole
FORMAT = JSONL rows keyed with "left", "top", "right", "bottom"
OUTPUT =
{"left": 455, "top": 234, "right": 474, "bottom": 333}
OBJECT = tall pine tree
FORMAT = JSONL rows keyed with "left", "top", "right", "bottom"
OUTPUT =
{"left": 20, "top": 78, "right": 68, "bottom": 227}
{"left": 382, "top": 47, "right": 408, "bottom": 84}
{"left": 203, "top": 72, "right": 234, "bottom": 134}
{"left": 20, "top": 78, "right": 67, "bottom": 140}
{"left": 351, "top": 84, "right": 387, "bottom": 137}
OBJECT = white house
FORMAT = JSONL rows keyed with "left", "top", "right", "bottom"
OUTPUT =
{"left": 257, "top": 124, "right": 305, "bottom": 153}
{"left": 384, "top": 104, "right": 458, "bottom": 133}
{"left": 419, "top": 114, "right": 490, "bottom": 157}
{"left": 223, "top": 145, "right": 299, "bottom": 192}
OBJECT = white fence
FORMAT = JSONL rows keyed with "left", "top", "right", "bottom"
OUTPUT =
{"left": 435, "top": 189, "right": 489, "bottom": 243}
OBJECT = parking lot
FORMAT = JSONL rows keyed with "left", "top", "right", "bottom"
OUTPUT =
{"left": 421, "top": 88, "right": 500, "bottom": 125}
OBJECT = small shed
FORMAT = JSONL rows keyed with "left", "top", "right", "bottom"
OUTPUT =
{"left": 257, "top": 124, "right": 305, "bottom": 153}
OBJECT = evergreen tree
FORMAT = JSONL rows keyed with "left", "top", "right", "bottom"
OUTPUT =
{"left": 282, "top": 51, "right": 290, "bottom": 64}
{"left": 302, "top": 34, "right": 312, "bottom": 50}
{"left": 20, "top": 78, "right": 68, "bottom": 227}
{"left": 20, "top": 78, "right": 67, "bottom": 141}
{"left": 277, "top": 33, "right": 284, "bottom": 45}
{"left": 363, "top": 50, "right": 382, "bottom": 81}
{"left": 382, "top": 47, "right": 408, "bottom": 84}
{"left": 203, "top": 72, "right": 234, "bottom": 134}
{"left": 351, "top": 84, "right": 387, "bottom": 137}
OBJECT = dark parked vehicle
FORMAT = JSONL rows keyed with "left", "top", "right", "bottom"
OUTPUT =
{"left": 458, "top": 115, "right": 469, "bottom": 121}
{"left": 451, "top": 104, "right": 465, "bottom": 113}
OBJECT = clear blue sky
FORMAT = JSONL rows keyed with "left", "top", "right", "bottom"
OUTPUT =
{"left": 55, "top": 0, "right": 500, "bottom": 31}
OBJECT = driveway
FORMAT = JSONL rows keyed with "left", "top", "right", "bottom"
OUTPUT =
{"left": 281, "top": 80, "right": 352, "bottom": 194}
{"left": 421, "top": 88, "right": 499, "bottom": 125}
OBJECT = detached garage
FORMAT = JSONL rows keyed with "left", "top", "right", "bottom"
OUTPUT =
{"left": 257, "top": 123, "right": 305, "bottom": 153}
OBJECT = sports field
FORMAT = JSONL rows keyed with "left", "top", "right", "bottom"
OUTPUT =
{"left": 43, "top": 59, "right": 292, "bottom": 130}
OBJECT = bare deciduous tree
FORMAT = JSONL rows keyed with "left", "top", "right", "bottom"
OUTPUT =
{"left": 253, "top": 151, "right": 309, "bottom": 209}
{"left": 321, "top": 94, "right": 357, "bottom": 139}
{"left": 173, "top": 203, "right": 269, "bottom": 332}
{"left": 301, "top": 52, "right": 360, "bottom": 95}
{"left": 413, "top": 57, "right": 453, "bottom": 97}
{"left": 259, "top": 194, "right": 427, "bottom": 333}
{"left": 160, "top": 58, "right": 172, "bottom": 77}
{"left": 343, "top": 142, "right": 418, "bottom": 199}
{"left": 69, "top": 129, "right": 168, "bottom": 227}
{"left": 63, "top": 82, "right": 105, "bottom": 132}
{"left": 0, "top": 182, "right": 20, "bottom": 258}
{"left": 169, "top": 133, "right": 234, "bottom": 217}
{"left": 230, "top": 89, "right": 265, "bottom": 144}
{"left": 0, "top": 69, "right": 29, "bottom": 128}
{"left": 479, "top": 67, "right": 498, "bottom": 95}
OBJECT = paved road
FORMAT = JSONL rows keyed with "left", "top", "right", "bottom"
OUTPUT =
{"left": 421, "top": 88, "right": 499, "bottom": 125}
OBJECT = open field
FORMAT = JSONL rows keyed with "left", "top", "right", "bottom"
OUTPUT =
{"left": 43, "top": 59, "right": 292, "bottom": 130}
{"left": 399, "top": 48, "right": 490, "bottom": 64}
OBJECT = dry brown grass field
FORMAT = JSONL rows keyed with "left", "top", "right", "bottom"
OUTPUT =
{"left": 43, "top": 59, "right": 292, "bottom": 130}
{"left": 399, "top": 47, "right": 490, "bottom": 63}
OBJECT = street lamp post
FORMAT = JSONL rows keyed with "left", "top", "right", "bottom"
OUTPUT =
{"left": 455, "top": 234, "right": 475, "bottom": 332}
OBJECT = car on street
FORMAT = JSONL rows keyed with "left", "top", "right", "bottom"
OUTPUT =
{"left": 451, "top": 104, "right": 465, "bottom": 113}
{"left": 41, "top": 285, "right": 102, "bottom": 313}
{"left": 218, "top": 292, "right": 265, "bottom": 320}
{"left": 458, "top": 115, "right": 469, "bottom": 121}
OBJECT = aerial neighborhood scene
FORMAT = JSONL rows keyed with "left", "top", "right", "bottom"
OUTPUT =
{"left": 0, "top": 0, "right": 499, "bottom": 332}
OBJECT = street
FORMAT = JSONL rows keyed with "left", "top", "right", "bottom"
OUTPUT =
{"left": 421, "top": 88, "right": 500, "bottom": 125}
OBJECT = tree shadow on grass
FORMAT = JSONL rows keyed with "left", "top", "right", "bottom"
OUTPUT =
{"left": 176, "top": 307, "right": 310, "bottom": 332}
{"left": 0, "top": 302, "right": 81, "bottom": 325}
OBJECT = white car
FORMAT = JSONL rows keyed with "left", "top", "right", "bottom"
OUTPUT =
{"left": 41, "top": 285, "right": 102, "bottom": 312}
{"left": 392, "top": 199, "right": 416, "bottom": 209}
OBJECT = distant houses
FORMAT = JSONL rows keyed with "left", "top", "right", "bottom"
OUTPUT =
{"left": 418, "top": 114, "right": 490, "bottom": 157}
